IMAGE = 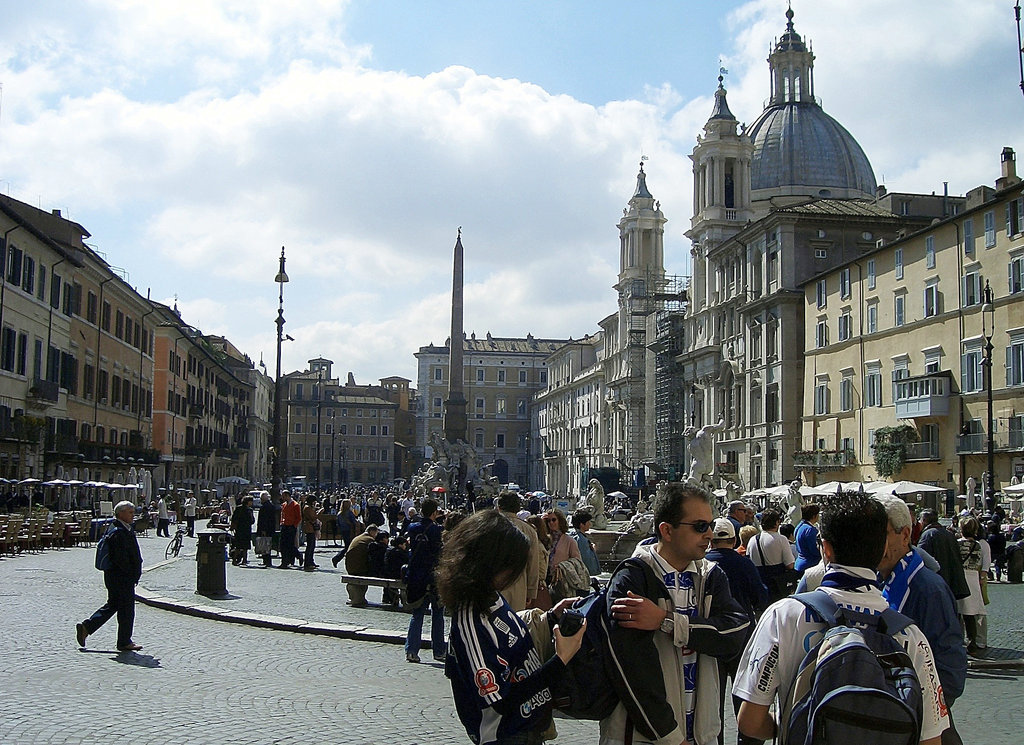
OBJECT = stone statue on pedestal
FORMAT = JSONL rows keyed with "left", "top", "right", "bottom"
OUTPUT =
{"left": 580, "top": 478, "right": 609, "bottom": 529}
{"left": 685, "top": 419, "right": 725, "bottom": 488}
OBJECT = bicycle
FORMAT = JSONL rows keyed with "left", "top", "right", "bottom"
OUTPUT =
{"left": 165, "top": 524, "right": 187, "bottom": 559}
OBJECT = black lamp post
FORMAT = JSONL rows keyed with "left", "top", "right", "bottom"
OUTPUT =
{"left": 315, "top": 366, "right": 323, "bottom": 491}
{"left": 271, "top": 247, "right": 289, "bottom": 500}
{"left": 982, "top": 280, "right": 996, "bottom": 513}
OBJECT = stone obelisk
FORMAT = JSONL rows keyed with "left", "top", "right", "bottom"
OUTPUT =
{"left": 443, "top": 228, "right": 468, "bottom": 446}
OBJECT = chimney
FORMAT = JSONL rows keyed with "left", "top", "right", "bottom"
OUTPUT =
{"left": 997, "top": 147, "right": 1021, "bottom": 189}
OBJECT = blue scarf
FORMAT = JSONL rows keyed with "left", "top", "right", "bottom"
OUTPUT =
{"left": 820, "top": 568, "right": 879, "bottom": 592}
{"left": 881, "top": 549, "right": 924, "bottom": 613}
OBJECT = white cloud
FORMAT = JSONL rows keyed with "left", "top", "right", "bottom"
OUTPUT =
{"left": 1, "top": 0, "right": 1021, "bottom": 387}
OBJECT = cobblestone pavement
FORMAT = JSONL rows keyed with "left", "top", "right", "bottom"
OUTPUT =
{"left": 1, "top": 533, "right": 1022, "bottom": 743}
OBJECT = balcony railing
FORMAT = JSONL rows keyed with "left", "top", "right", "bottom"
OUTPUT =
{"left": 905, "top": 441, "right": 940, "bottom": 461}
{"left": 956, "top": 433, "right": 985, "bottom": 454}
{"left": 956, "top": 431, "right": 1024, "bottom": 454}
{"left": 793, "top": 449, "right": 855, "bottom": 472}
{"left": 27, "top": 378, "right": 60, "bottom": 404}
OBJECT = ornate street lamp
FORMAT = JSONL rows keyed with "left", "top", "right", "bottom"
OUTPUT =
{"left": 982, "top": 280, "right": 996, "bottom": 513}
{"left": 271, "top": 247, "right": 289, "bottom": 500}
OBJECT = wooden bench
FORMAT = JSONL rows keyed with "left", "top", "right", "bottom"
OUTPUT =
{"left": 337, "top": 574, "right": 407, "bottom": 607}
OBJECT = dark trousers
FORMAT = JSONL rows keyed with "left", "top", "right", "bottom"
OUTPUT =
{"left": 157, "top": 518, "right": 170, "bottom": 537}
{"left": 84, "top": 574, "right": 136, "bottom": 648}
{"left": 279, "top": 525, "right": 298, "bottom": 566}
{"left": 303, "top": 532, "right": 317, "bottom": 568}
{"left": 331, "top": 531, "right": 352, "bottom": 563}
{"left": 186, "top": 516, "right": 195, "bottom": 537}
{"left": 718, "top": 655, "right": 763, "bottom": 745}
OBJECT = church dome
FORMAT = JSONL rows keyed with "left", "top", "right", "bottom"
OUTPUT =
{"left": 746, "top": 8, "right": 876, "bottom": 201}
{"left": 747, "top": 103, "right": 876, "bottom": 199}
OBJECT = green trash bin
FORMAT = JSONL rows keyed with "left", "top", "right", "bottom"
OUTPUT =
{"left": 196, "top": 529, "right": 230, "bottom": 597}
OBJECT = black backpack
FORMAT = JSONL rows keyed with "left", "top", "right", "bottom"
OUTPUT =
{"left": 784, "top": 591, "right": 924, "bottom": 745}
{"left": 94, "top": 525, "right": 117, "bottom": 570}
{"left": 551, "top": 557, "right": 667, "bottom": 731}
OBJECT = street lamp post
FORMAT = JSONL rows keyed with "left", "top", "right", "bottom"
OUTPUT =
{"left": 271, "top": 247, "right": 289, "bottom": 500}
{"left": 330, "top": 428, "right": 337, "bottom": 488}
{"left": 315, "top": 366, "right": 323, "bottom": 491}
{"left": 982, "top": 280, "right": 996, "bottom": 513}
{"left": 340, "top": 440, "right": 347, "bottom": 487}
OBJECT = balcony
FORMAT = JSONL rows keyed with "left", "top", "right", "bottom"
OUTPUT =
{"left": 27, "top": 378, "right": 60, "bottom": 407}
{"left": 905, "top": 441, "right": 940, "bottom": 461}
{"left": 894, "top": 373, "right": 951, "bottom": 419}
{"left": 188, "top": 403, "right": 205, "bottom": 419}
{"left": 956, "top": 433, "right": 985, "bottom": 454}
{"left": 793, "top": 449, "right": 855, "bottom": 473}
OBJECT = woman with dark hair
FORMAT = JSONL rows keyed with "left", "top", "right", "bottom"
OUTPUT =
{"left": 438, "top": 510, "right": 585, "bottom": 745}
{"left": 330, "top": 498, "right": 358, "bottom": 567}
{"left": 229, "top": 495, "right": 255, "bottom": 566}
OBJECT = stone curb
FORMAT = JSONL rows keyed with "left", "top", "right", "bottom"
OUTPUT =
{"left": 134, "top": 586, "right": 411, "bottom": 646}
{"left": 136, "top": 554, "right": 412, "bottom": 647}
{"left": 967, "top": 657, "right": 1024, "bottom": 671}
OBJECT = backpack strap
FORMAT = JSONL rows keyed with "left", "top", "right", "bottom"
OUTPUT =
{"left": 791, "top": 590, "right": 841, "bottom": 627}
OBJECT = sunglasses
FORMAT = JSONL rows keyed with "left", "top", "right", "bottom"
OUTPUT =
{"left": 673, "top": 520, "right": 713, "bottom": 533}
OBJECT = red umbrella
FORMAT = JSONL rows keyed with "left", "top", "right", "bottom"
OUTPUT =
{"left": 431, "top": 486, "right": 446, "bottom": 493}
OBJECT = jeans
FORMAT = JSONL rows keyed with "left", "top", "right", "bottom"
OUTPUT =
{"left": 84, "top": 574, "right": 136, "bottom": 648}
{"left": 185, "top": 516, "right": 195, "bottom": 537}
{"left": 157, "top": 518, "right": 170, "bottom": 537}
{"left": 405, "top": 588, "right": 446, "bottom": 658}
{"left": 303, "top": 532, "right": 317, "bottom": 568}
{"left": 279, "top": 525, "right": 298, "bottom": 566}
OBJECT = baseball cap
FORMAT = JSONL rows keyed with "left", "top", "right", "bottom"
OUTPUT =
{"left": 712, "top": 518, "right": 736, "bottom": 540}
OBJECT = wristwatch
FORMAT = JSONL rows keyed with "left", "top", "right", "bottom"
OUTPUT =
{"left": 660, "top": 612, "right": 674, "bottom": 635}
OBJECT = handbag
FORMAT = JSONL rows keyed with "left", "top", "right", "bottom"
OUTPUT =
{"left": 755, "top": 534, "right": 800, "bottom": 601}
{"left": 253, "top": 536, "right": 272, "bottom": 555}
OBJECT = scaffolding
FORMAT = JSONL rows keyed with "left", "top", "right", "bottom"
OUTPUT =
{"left": 650, "top": 274, "right": 690, "bottom": 478}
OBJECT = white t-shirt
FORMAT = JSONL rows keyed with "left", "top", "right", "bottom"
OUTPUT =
{"left": 400, "top": 498, "right": 415, "bottom": 517}
{"left": 733, "top": 565, "right": 949, "bottom": 742}
{"left": 747, "top": 529, "right": 794, "bottom": 568}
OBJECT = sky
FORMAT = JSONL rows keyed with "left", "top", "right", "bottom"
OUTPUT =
{"left": 0, "top": 0, "right": 1021, "bottom": 385}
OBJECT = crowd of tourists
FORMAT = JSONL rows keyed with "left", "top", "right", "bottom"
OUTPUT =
{"left": 165, "top": 479, "right": 1023, "bottom": 745}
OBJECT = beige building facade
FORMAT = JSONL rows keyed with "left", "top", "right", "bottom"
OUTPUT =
{"left": 800, "top": 148, "right": 1024, "bottom": 502}
{"left": 416, "top": 334, "right": 564, "bottom": 488}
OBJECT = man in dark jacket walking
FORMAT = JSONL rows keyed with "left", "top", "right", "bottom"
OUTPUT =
{"left": 918, "top": 509, "right": 970, "bottom": 600}
{"left": 76, "top": 500, "right": 144, "bottom": 652}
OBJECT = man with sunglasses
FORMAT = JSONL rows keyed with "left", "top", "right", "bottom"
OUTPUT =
{"left": 600, "top": 483, "right": 749, "bottom": 745}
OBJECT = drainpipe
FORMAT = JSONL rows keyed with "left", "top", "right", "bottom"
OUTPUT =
{"left": 92, "top": 276, "right": 115, "bottom": 432}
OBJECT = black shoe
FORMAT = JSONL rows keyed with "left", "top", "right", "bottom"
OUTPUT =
{"left": 332, "top": 555, "right": 341, "bottom": 568}
{"left": 76, "top": 623, "right": 88, "bottom": 648}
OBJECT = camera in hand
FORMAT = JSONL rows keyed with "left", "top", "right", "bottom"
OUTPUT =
{"left": 558, "top": 609, "right": 585, "bottom": 636}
